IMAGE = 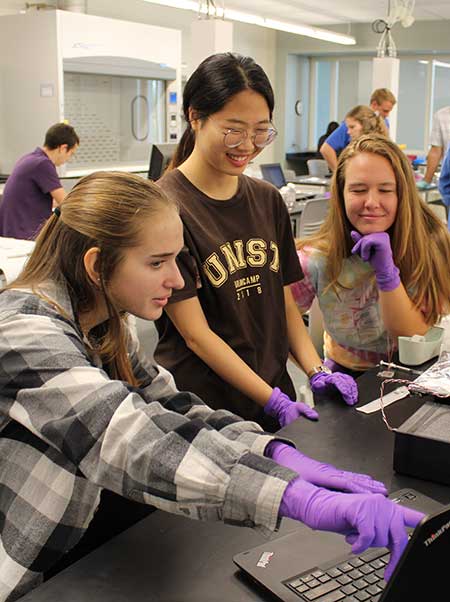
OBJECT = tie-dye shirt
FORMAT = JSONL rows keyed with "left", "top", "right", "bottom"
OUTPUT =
{"left": 291, "top": 247, "right": 392, "bottom": 371}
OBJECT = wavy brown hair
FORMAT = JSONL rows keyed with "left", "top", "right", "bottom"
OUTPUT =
{"left": 297, "top": 134, "right": 450, "bottom": 325}
{"left": 7, "top": 171, "right": 177, "bottom": 384}
{"left": 346, "top": 105, "right": 388, "bottom": 138}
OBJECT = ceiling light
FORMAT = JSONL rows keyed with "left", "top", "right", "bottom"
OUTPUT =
{"left": 419, "top": 60, "right": 450, "bottom": 69}
{"left": 144, "top": 0, "right": 197, "bottom": 9}
{"left": 142, "top": 0, "right": 356, "bottom": 45}
{"left": 434, "top": 60, "right": 450, "bottom": 69}
{"left": 264, "top": 19, "right": 355, "bottom": 45}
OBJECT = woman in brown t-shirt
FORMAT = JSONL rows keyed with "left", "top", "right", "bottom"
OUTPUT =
{"left": 155, "top": 53, "right": 357, "bottom": 430}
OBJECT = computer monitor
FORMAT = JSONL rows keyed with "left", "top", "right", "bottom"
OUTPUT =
{"left": 260, "top": 163, "right": 287, "bottom": 189}
{"left": 148, "top": 143, "right": 177, "bottom": 181}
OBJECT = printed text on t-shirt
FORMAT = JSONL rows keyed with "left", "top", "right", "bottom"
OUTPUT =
{"left": 202, "top": 238, "right": 280, "bottom": 301}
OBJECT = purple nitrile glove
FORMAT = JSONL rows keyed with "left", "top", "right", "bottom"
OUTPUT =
{"left": 280, "top": 477, "right": 425, "bottom": 581}
{"left": 351, "top": 231, "right": 401, "bottom": 292}
{"left": 309, "top": 371, "right": 358, "bottom": 406}
{"left": 264, "top": 387, "right": 319, "bottom": 427}
{"left": 265, "top": 441, "right": 387, "bottom": 495}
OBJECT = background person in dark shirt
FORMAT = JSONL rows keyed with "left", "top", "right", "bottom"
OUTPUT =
{"left": 317, "top": 121, "right": 339, "bottom": 153}
{"left": 0, "top": 122, "right": 79, "bottom": 240}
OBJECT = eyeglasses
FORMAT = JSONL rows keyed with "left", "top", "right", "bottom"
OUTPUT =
{"left": 208, "top": 117, "right": 278, "bottom": 149}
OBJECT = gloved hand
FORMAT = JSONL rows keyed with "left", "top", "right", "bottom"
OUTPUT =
{"left": 416, "top": 180, "right": 433, "bottom": 190}
{"left": 264, "top": 387, "right": 319, "bottom": 427}
{"left": 280, "top": 478, "right": 425, "bottom": 581}
{"left": 266, "top": 441, "right": 387, "bottom": 495}
{"left": 309, "top": 371, "right": 358, "bottom": 406}
{"left": 351, "top": 231, "right": 400, "bottom": 292}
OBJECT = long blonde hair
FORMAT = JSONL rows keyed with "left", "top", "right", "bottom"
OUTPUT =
{"left": 7, "top": 171, "right": 177, "bottom": 384}
{"left": 297, "top": 134, "right": 450, "bottom": 325}
{"left": 346, "top": 105, "right": 388, "bottom": 138}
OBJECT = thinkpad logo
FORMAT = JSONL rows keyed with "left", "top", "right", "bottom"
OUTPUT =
{"left": 424, "top": 518, "right": 450, "bottom": 547}
{"left": 257, "top": 551, "right": 274, "bottom": 568}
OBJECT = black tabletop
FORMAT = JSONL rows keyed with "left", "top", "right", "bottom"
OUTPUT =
{"left": 22, "top": 367, "right": 450, "bottom": 601}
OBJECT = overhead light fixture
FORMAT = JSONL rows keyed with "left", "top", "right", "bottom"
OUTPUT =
{"left": 263, "top": 19, "right": 355, "bottom": 45}
{"left": 419, "top": 60, "right": 450, "bottom": 69}
{"left": 434, "top": 60, "right": 450, "bottom": 69}
{"left": 142, "top": 0, "right": 356, "bottom": 45}
{"left": 372, "top": 0, "right": 416, "bottom": 57}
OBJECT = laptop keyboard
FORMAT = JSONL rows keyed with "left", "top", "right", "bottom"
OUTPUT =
{"left": 284, "top": 547, "right": 388, "bottom": 602}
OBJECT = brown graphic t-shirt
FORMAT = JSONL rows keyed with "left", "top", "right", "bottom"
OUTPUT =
{"left": 155, "top": 169, "right": 303, "bottom": 423}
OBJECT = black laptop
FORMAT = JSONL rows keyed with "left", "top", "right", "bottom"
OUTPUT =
{"left": 234, "top": 488, "right": 447, "bottom": 601}
{"left": 260, "top": 163, "right": 291, "bottom": 189}
{"left": 259, "top": 163, "right": 315, "bottom": 202}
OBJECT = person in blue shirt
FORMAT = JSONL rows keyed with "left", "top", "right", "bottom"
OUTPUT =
{"left": 438, "top": 144, "right": 450, "bottom": 230}
{"left": 320, "top": 88, "right": 396, "bottom": 171}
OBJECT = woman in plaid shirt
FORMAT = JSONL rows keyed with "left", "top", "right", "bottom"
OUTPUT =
{"left": 0, "top": 171, "right": 422, "bottom": 600}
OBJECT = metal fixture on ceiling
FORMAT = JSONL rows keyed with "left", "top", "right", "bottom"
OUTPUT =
{"left": 198, "top": 0, "right": 224, "bottom": 19}
{"left": 372, "top": 0, "right": 415, "bottom": 57}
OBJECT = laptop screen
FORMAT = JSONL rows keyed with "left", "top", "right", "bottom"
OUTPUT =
{"left": 260, "top": 164, "right": 287, "bottom": 189}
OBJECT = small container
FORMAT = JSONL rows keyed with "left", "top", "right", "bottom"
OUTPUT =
{"left": 280, "top": 185, "right": 296, "bottom": 210}
{"left": 398, "top": 326, "right": 445, "bottom": 366}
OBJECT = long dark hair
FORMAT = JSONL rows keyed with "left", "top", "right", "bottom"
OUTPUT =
{"left": 170, "top": 52, "right": 274, "bottom": 169}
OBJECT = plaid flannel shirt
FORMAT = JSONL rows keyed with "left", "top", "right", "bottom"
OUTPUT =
{"left": 0, "top": 282, "right": 296, "bottom": 601}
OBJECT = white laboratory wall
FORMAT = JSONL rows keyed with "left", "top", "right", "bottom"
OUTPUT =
{"left": 396, "top": 59, "right": 428, "bottom": 150}
{"left": 0, "top": 11, "right": 62, "bottom": 173}
{"left": 336, "top": 59, "right": 372, "bottom": 121}
{"left": 189, "top": 19, "right": 233, "bottom": 76}
{"left": 284, "top": 55, "right": 310, "bottom": 153}
{"left": 337, "top": 61, "right": 358, "bottom": 119}
{"left": 234, "top": 22, "right": 277, "bottom": 164}
{"left": 357, "top": 61, "right": 373, "bottom": 107}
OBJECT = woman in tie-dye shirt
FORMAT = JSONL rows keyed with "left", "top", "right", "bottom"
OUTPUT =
{"left": 292, "top": 134, "right": 450, "bottom": 375}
